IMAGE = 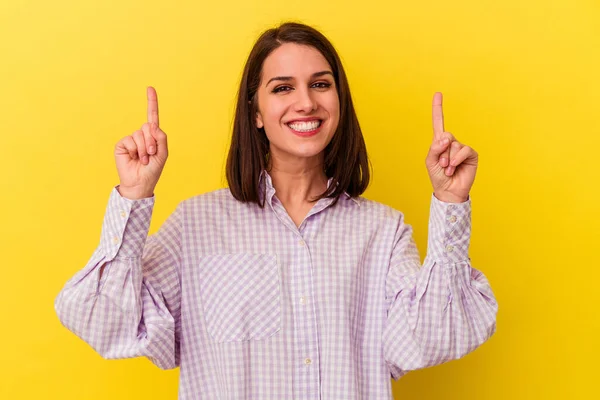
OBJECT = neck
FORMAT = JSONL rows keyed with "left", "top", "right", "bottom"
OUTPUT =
{"left": 267, "top": 154, "right": 328, "bottom": 205}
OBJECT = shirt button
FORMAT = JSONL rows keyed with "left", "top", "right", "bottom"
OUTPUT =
{"left": 300, "top": 296, "right": 306, "bottom": 305}
{"left": 446, "top": 245, "right": 454, "bottom": 253}
{"left": 449, "top": 215, "right": 457, "bottom": 223}
{"left": 120, "top": 210, "right": 127, "bottom": 218}
{"left": 113, "top": 236, "right": 120, "bottom": 244}
{"left": 298, "top": 240, "right": 305, "bottom": 247}
{"left": 304, "top": 358, "right": 312, "bottom": 365}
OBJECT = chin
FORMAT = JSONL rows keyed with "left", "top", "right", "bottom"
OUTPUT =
{"left": 290, "top": 147, "right": 326, "bottom": 159}
{"left": 271, "top": 141, "right": 327, "bottom": 161}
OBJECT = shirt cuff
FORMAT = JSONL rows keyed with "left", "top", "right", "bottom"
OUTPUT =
{"left": 425, "top": 192, "right": 472, "bottom": 264}
{"left": 99, "top": 185, "right": 155, "bottom": 260}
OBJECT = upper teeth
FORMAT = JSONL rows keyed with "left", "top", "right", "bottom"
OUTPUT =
{"left": 288, "top": 120, "right": 321, "bottom": 132}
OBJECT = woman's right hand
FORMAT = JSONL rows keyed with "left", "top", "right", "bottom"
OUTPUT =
{"left": 114, "top": 86, "right": 169, "bottom": 200}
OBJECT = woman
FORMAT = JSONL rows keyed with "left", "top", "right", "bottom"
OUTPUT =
{"left": 55, "top": 22, "right": 498, "bottom": 399}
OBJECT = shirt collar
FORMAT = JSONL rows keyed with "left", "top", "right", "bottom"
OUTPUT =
{"left": 259, "top": 169, "right": 360, "bottom": 206}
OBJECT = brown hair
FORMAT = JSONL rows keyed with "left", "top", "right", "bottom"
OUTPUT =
{"left": 226, "top": 21, "right": 370, "bottom": 207}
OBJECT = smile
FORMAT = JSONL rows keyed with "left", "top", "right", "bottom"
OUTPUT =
{"left": 286, "top": 119, "right": 323, "bottom": 137}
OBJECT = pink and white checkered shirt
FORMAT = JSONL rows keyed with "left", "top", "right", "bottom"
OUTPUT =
{"left": 55, "top": 170, "right": 497, "bottom": 399}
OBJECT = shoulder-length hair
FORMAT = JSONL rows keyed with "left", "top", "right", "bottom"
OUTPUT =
{"left": 226, "top": 21, "right": 370, "bottom": 207}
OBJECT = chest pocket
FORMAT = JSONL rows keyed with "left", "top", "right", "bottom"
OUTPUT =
{"left": 197, "top": 253, "right": 281, "bottom": 342}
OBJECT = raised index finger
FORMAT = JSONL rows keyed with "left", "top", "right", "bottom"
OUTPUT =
{"left": 432, "top": 92, "right": 444, "bottom": 139}
{"left": 147, "top": 86, "right": 160, "bottom": 126}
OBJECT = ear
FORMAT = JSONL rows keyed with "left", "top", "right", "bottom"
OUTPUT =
{"left": 255, "top": 112, "right": 264, "bottom": 129}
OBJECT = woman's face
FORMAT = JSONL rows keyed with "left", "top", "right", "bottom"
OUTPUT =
{"left": 255, "top": 43, "right": 340, "bottom": 168}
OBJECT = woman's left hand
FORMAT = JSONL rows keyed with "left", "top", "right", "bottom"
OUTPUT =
{"left": 425, "top": 92, "right": 478, "bottom": 203}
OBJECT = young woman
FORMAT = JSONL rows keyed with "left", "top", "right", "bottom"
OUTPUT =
{"left": 55, "top": 22, "right": 498, "bottom": 399}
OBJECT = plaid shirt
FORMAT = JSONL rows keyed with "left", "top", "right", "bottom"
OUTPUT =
{"left": 55, "top": 170, "right": 498, "bottom": 399}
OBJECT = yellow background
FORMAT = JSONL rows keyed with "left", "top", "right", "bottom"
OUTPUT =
{"left": 1, "top": 0, "right": 598, "bottom": 398}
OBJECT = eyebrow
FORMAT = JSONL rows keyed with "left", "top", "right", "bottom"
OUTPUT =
{"left": 266, "top": 70, "right": 334, "bottom": 86}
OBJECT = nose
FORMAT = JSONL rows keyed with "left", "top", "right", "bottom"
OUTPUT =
{"left": 293, "top": 87, "right": 317, "bottom": 113}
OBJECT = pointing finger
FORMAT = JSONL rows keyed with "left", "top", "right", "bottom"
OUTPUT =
{"left": 147, "top": 86, "right": 160, "bottom": 127}
{"left": 432, "top": 92, "right": 444, "bottom": 140}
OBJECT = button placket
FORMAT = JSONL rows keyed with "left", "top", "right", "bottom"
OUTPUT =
{"left": 289, "top": 231, "right": 321, "bottom": 394}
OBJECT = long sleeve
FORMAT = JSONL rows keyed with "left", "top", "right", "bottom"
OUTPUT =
{"left": 54, "top": 186, "right": 183, "bottom": 370}
{"left": 382, "top": 193, "right": 498, "bottom": 379}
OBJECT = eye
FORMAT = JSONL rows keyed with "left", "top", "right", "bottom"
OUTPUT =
{"left": 312, "top": 81, "right": 332, "bottom": 89}
{"left": 272, "top": 85, "right": 292, "bottom": 93}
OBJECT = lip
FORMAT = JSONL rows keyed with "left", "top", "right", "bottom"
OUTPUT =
{"left": 286, "top": 119, "right": 323, "bottom": 137}
{"left": 286, "top": 117, "right": 322, "bottom": 123}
